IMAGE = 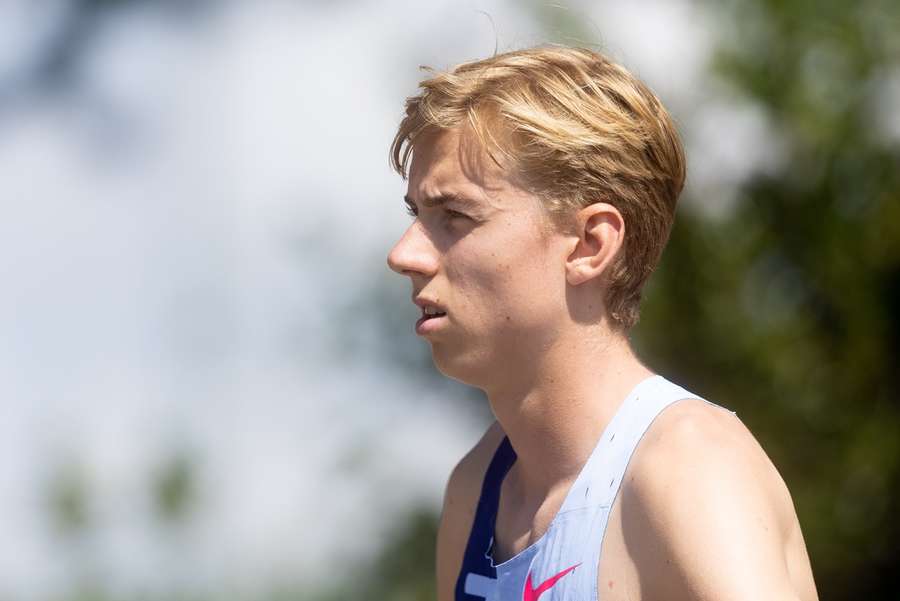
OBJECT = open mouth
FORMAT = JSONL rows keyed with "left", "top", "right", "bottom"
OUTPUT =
{"left": 416, "top": 308, "right": 448, "bottom": 334}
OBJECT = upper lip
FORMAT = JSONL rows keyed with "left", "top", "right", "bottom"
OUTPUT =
{"left": 413, "top": 296, "right": 447, "bottom": 315}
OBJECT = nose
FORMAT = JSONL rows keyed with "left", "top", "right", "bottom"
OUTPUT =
{"left": 387, "top": 221, "right": 438, "bottom": 277}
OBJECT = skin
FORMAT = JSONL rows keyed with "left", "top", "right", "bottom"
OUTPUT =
{"left": 387, "top": 126, "right": 819, "bottom": 601}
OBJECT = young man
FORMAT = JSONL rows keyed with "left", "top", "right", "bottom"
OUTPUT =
{"left": 387, "top": 46, "right": 818, "bottom": 601}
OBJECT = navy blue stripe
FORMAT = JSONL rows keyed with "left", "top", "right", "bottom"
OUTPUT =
{"left": 454, "top": 436, "right": 517, "bottom": 600}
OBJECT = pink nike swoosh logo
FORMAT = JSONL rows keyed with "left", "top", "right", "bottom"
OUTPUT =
{"left": 522, "top": 563, "right": 581, "bottom": 601}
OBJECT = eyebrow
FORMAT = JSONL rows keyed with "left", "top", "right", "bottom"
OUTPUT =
{"left": 404, "top": 193, "right": 474, "bottom": 209}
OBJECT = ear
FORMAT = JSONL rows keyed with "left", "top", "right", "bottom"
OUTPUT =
{"left": 565, "top": 202, "right": 625, "bottom": 286}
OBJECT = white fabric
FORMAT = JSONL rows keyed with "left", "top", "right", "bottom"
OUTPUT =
{"left": 472, "top": 375, "right": 734, "bottom": 600}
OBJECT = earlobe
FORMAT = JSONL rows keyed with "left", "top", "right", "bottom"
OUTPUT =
{"left": 566, "top": 259, "right": 594, "bottom": 286}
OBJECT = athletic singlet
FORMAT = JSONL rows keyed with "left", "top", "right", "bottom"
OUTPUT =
{"left": 454, "top": 375, "right": 736, "bottom": 601}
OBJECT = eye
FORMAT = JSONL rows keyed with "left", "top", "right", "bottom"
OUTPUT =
{"left": 404, "top": 201, "right": 418, "bottom": 218}
{"left": 444, "top": 208, "right": 469, "bottom": 220}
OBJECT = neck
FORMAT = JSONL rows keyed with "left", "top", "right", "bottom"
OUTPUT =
{"left": 484, "top": 328, "right": 654, "bottom": 502}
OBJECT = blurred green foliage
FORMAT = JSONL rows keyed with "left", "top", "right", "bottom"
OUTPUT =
{"left": 636, "top": 0, "right": 900, "bottom": 598}
{"left": 153, "top": 452, "right": 196, "bottom": 525}
{"left": 48, "top": 461, "right": 91, "bottom": 536}
{"left": 349, "top": 508, "right": 439, "bottom": 601}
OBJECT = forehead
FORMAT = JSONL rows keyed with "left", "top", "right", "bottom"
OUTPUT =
{"left": 407, "top": 127, "right": 534, "bottom": 211}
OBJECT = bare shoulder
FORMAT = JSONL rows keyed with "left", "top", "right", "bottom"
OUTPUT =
{"left": 435, "top": 420, "right": 506, "bottom": 601}
{"left": 630, "top": 399, "right": 796, "bottom": 537}
{"left": 619, "top": 398, "right": 817, "bottom": 601}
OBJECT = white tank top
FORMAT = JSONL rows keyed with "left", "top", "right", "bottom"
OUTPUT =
{"left": 455, "top": 375, "right": 735, "bottom": 601}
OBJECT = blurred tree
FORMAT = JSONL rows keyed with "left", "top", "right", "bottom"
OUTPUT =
{"left": 349, "top": 507, "right": 439, "bottom": 601}
{"left": 48, "top": 460, "right": 92, "bottom": 537}
{"left": 153, "top": 451, "right": 197, "bottom": 525}
{"left": 635, "top": 0, "right": 900, "bottom": 598}
{"left": 152, "top": 451, "right": 196, "bottom": 525}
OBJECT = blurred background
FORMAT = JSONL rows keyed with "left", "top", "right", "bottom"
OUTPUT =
{"left": 1, "top": 0, "right": 897, "bottom": 600}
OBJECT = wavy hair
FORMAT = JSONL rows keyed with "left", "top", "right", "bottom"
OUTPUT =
{"left": 390, "top": 46, "right": 686, "bottom": 329}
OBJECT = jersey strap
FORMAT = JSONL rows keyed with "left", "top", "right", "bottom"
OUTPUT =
{"left": 455, "top": 435, "right": 517, "bottom": 600}
{"left": 574, "top": 376, "right": 735, "bottom": 600}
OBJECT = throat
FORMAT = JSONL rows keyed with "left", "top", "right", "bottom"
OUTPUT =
{"left": 492, "top": 467, "right": 573, "bottom": 563}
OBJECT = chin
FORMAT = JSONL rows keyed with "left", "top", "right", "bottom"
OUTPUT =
{"left": 430, "top": 343, "right": 493, "bottom": 388}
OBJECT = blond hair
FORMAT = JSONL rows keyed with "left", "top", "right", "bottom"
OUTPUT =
{"left": 390, "top": 46, "right": 686, "bottom": 330}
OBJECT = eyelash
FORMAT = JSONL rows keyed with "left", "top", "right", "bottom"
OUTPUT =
{"left": 405, "top": 204, "right": 468, "bottom": 221}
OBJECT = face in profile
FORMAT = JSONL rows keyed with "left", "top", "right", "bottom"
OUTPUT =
{"left": 387, "top": 127, "right": 572, "bottom": 388}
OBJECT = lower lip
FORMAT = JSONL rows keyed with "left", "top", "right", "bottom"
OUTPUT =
{"left": 416, "top": 314, "right": 448, "bottom": 336}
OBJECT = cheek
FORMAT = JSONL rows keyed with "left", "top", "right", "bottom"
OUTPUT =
{"left": 448, "top": 236, "right": 563, "bottom": 327}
